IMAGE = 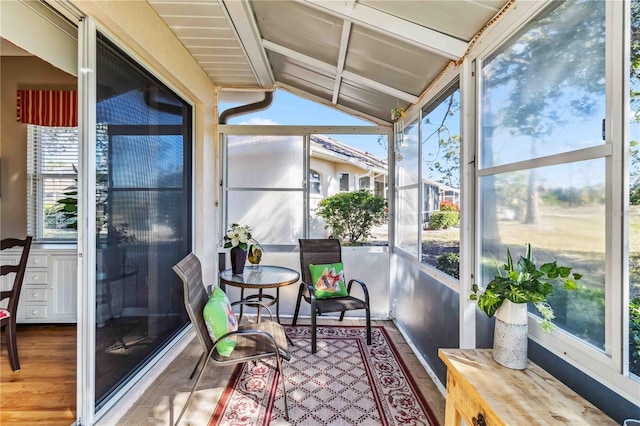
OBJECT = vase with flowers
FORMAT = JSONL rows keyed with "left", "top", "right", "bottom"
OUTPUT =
{"left": 223, "top": 223, "right": 262, "bottom": 274}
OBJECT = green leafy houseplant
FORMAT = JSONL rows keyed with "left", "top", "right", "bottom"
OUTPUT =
{"left": 470, "top": 244, "right": 582, "bottom": 332}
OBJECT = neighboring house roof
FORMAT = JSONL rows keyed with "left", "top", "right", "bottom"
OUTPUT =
{"left": 310, "top": 134, "right": 388, "bottom": 175}
{"left": 421, "top": 176, "right": 460, "bottom": 194}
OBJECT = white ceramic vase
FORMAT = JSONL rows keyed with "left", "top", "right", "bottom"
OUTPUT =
{"left": 492, "top": 299, "right": 528, "bottom": 369}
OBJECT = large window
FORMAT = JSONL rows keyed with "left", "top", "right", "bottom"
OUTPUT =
{"left": 27, "top": 125, "right": 78, "bottom": 241}
{"left": 421, "top": 84, "right": 461, "bottom": 278}
{"left": 480, "top": 1, "right": 606, "bottom": 347}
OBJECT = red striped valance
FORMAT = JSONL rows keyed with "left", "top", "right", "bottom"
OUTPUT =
{"left": 16, "top": 90, "right": 77, "bottom": 127}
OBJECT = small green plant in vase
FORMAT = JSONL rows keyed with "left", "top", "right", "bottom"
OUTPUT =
{"left": 470, "top": 243, "right": 582, "bottom": 333}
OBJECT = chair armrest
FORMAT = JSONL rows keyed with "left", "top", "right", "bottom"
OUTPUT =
{"left": 213, "top": 328, "right": 289, "bottom": 360}
{"left": 347, "top": 279, "right": 370, "bottom": 304}
{"left": 230, "top": 299, "right": 275, "bottom": 322}
{"left": 299, "top": 281, "right": 317, "bottom": 302}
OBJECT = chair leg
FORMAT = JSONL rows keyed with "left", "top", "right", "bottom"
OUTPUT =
{"left": 338, "top": 310, "right": 346, "bottom": 321}
{"left": 311, "top": 300, "right": 317, "bottom": 354}
{"left": 365, "top": 307, "right": 371, "bottom": 346}
{"left": 189, "top": 352, "right": 204, "bottom": 380}
{"left": 175, "top": 349, "right": 214, "bottom": 426}
{"left": 275, "top": 350, "right": 289, "bottom": 420}
{"left": 6, "top": 321, "right": 20, "bottom": 371}
{"left": 238, "top": 288, "right": 245, "bottom": 324}
{"left": 292, "top": 285, "right": 303, "bottom": 326}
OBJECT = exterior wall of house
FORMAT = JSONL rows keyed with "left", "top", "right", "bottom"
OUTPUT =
{"left": 310, "top": 157, "right": 370, "bottom": 206}
{"left": 0, "top": 56, "right": 77, "bottom": 240}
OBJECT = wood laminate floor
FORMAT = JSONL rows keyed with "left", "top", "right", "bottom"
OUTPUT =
{"left": 0, "top": 324, "right": 76, "bottom": 425}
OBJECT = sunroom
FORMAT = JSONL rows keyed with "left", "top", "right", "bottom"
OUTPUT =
{"left": 0, "top": 0, "right": 638, "bottom": 424}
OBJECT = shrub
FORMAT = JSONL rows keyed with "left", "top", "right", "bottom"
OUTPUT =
{"left": 437, "top": 252, "right": 460, "bottom": 279}
{"left": 630, "top": 182, "right": 640, "bottom": 205}
{"left": 439, "top": 200, "right": 459, "bottom": 212}
{"left": 316, "top": 189, "right": 388, "bottom": 243}
{"left": 428, "top": 211, "right": 459, "bottom": 230}
{"left": 630, "top": 297, "right": 640, "bottom": 376}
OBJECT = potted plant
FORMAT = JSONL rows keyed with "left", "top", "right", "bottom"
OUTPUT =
{"left": 470, "top": 243, "right": 581, "bottom": 369}
{"left": 223, "top": 223, "right": 261, "bottom": 274}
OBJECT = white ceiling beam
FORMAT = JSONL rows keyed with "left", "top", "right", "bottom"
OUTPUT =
{"left": 332, "top": 21, "right": 351, "bottom": 105}
{"left": 277, "top": 82, "right": 392, "bottom": 126}
{"left": 263, "top": 39, "right": 418, "bottom": 104}
{"left": 298, "top": 0, "right": 467, "bottom": 60}
{"left": 342, "top": 70, "right": 418, "bottom": 103}
{"left": 344, "top": 0, "right": 356, "bottom": 9}
{"left": 218, "top": 0, "right": 274, "bottom": 87}
{"left": 263, "top": 39, "right": 337, "bottom": 75}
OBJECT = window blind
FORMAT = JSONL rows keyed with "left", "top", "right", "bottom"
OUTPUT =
{"left": 27, "top": 125, "right": 78, "bottom": 241}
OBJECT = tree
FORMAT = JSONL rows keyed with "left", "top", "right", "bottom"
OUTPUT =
{"left": 422, "top": 92, "right": 461, "bottom": 189}
{"left": 484, "top": 1, "right": 606, "bottom": 224}
{"left": 315, "top": 189, "right": 387, "bottom": 243}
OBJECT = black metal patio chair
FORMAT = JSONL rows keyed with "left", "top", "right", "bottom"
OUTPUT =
{"left": 292, "top": 238, "right": 371, "bottom": 353}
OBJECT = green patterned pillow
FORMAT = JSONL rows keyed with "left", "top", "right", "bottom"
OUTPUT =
{"left": 309, "top": 262, "right": 348, "bottom": 299}
{"left": 203, "top": 287, "right": 238, "bottom": 356}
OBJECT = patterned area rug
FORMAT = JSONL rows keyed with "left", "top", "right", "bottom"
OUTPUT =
{"left": 210, "top": 325, "right": 438, "bottom": 425}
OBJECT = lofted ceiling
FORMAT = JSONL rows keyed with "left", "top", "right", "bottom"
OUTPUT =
{"left": 147, "top": 0, "right": 509, "bottom": 124}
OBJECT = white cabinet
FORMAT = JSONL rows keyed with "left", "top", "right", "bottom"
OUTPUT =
{"left": 2, "top": 246, "right": 77, "bottom": 323}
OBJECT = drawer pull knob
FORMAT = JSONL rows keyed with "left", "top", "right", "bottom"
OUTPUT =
{"left": 32, "top": 275, "right": 39, "bottom": 281}
{"left": 32, "top": 292, "right": 38, "bottom": 297}
{"left": 473, "top": 413, "right": 486, "bottom": 426}
{"left": 31, "top": 310, "right": 38, "bottom": 315}
{"left": 32, "top": 259, "right": 39, "bottom": 264}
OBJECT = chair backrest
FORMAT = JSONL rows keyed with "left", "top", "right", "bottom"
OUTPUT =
{"left": 172, "top": 253, "right": 213, "bottom": 354}
{"left": 299, "top": 239, "right": 342, "bottom": 286}
{"left": 1, "top": 236, "right": 33, "bottom": 315}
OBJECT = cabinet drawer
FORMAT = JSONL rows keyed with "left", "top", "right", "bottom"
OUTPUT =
{"left": 24, "top": 287, "right": 48, "bottom": 302}
{"left": 27, "top": 255, "right": 48, "bottom": 268}
{"left": 24, "top": 305, "right": 47, "bottom": 319}
{"left": 24, "top": 271, "right": 47, "bottom": 285}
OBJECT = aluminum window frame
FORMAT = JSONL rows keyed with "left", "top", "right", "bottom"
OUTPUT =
{"left": 218, "top": 125, "right": 392, "bottom": 250}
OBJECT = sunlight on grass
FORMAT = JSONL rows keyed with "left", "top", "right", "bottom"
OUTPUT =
{"left": 498, "top": 206, "right": 605, "bottom": 253}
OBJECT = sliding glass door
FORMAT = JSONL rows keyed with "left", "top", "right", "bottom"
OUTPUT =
{"left": 93, "top": 33, "right": 192, "bottom": 408}
{"left": 77, "top": 20, "right": 193, "bottom": 421}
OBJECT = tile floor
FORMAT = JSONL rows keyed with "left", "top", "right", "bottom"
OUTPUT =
{"left": 117, "top": 318, "right": 446, "bottom": 425}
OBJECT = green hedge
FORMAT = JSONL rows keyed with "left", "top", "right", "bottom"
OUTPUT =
{"left": 428, "top": 211, "right": 460, "bottom": 230}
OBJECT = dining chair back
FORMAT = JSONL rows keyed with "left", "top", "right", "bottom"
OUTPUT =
{"left": 1, "top": 236, "right": 33, "bottom": 371}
